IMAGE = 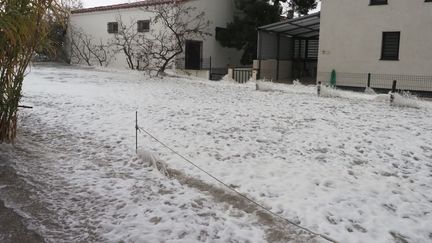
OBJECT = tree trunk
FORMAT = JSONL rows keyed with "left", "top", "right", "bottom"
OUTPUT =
{"left": 158, "top": 61, "right": 169, "bottom": 76}
{"left": 158, "top": 50, "right": 182, "bottom": 76}
{"left": 0, "top": 93, "right": 20, "bottom": 144}
{"left": 0, "top": 69, "right": 24, "bottom": 144}
{"left": 1, "top": 0, "right": 60, "bottom": 144}
{"left": 0, "top": 111, "right": 18, "bottom": 144}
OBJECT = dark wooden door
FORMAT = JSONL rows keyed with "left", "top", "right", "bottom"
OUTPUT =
{"left": 185, "top": 40, "right": 202, "bottom": 70}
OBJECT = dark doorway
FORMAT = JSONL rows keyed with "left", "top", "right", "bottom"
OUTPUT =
{"left": 185, "top": 40, "right": 202, "bottom": 70}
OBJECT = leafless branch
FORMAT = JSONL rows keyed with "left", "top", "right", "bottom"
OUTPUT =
{"left": 69, "top": 26, "right": 115, "bottom": 66}
{"left": 139, "top": 2, "right": 211, "bottom": 76}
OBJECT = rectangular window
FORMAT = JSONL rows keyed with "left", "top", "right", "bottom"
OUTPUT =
{"left": 370, "top": 0, "right": 388, "bottom": 5}
{"left": 381, "top": 32, "right": 400, "bottom": 60}
{"left": 107, "top": 22, "right": 118, "bottom": 34}
{"left": 215, "top": 27, "right": 227, "bottom": 40}
{"left": 137, "top": 20, "right": 150, "bottom": 33}
{"left": 426, "top": 0, "right": 432, "bottom": 2}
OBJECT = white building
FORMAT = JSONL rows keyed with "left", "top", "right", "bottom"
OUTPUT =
{"left": 68, "top": 0, "right": 242, "bottom": 79}
{"left": 317, "top": 0, "right": 432, "bottom": 92}
{"left": 256, "top": 0, "right": 432, "bottom": 92}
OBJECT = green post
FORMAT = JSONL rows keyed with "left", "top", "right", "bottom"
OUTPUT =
{"left": 330, "top": 69, "right": 336, "bottom": 87}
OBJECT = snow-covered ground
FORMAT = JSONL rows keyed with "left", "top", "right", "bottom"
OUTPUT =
{"left": 2, "top": 63, "right": 432, "bottom": 242}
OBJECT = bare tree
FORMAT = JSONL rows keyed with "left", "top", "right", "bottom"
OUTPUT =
{"left": 69, "top": 26, "right": 115, "bottom": 66}
{"left": 140, "top": 2, "right": 211, "bottom": 76}
{"left": 111, "top": 18, "right": 149, "bottom": 70}
{"left": 40, "top": 0, "right": 83, "bottom": 62}
{"left": 89, "top": 40, "right": 116, "bottom": 67}
{"left": 59, "top": 0, "right": 83, "bottom": 10}
{"left": 69, "top": 26, "right": 92, "bottom": 65}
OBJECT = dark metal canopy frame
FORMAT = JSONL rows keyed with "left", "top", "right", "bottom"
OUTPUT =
{"left": 257, "top": 12, "right": 320, "bottom": 80}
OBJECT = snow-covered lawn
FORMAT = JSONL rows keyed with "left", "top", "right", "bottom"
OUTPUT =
{"left": 5, "top": 63, "right": 432, "bottom": 242}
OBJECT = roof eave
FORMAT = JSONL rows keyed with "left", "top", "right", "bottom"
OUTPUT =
{"left": 71, "top": 0, "right": 187, "bottom": 15}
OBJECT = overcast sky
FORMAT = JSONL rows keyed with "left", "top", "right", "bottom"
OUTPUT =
{"left": 82, "top": 0, "right": 129, "bottom": 8}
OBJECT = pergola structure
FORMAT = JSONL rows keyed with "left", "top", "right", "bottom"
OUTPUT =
{"left": 256, "top": 12, "right": 321, "bottom": 82}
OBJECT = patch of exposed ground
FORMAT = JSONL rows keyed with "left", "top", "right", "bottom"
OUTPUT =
{"left": 168, "top": 168, "right": 328, "bottom": 243}
{"left": 0, "top": 197, "right": 44, "bottom": 243}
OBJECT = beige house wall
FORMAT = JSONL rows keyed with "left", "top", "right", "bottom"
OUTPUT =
{"left": 318, "top": 0, "right": 432, "bottom": 85}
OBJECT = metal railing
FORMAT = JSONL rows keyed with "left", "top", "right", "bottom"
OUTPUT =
{"left": 175, "top": 57, "right": 227, "bottom": 81}
{"left": 176, "top": 57, "right": 212, "bottom": 70}
{"left": 233, "top": 68, "right": 253, "bottom": 83}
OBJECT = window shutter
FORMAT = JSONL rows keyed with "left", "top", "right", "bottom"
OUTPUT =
{"left": 370, "top": 0, "right": 388, "bottom": 5}
{"left": 107, "top": 22, "right": 118, "bottom": 34}
{"left": 137, "top": 20, "right": 150, "bottom": 32}
{"left": 381, "top": 32, "right": 400, "bottom": 60}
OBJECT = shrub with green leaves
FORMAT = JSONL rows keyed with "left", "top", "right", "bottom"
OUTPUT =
{"left": 0, "top": 0, "right": 62, "bottom": 143}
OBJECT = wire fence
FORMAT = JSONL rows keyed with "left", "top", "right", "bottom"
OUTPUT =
{"left": 256, "top": 59, "right": 318, "bottom": 83}
{"left": 134, "top": 112, "right": 336, "bottom": 243}
{"left": 175, "top": 57, "right": 228, "bottom": 81}
{"left": 318, "top": 72, "right": 432, "bottom": 94}
{"left": 176, "top": 57, "right": 212, "bottom": 70}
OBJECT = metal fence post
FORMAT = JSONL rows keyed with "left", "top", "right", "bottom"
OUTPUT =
{"left": 135, "top": 111, "right": 138, "bottom": 154}
{"left": 390, "top": 80, "right": 397, "bottom": 104}
{"left": 317, "top": 81, "right": 321, "bottom": 97}
{"left": 367, "top": 73, "right": 371, "bottom": 88}
{"left": 209, "top": 56, "right": 212, "bottom": 80}
{"left": 392, "top": 80, "right": 397, "bottom": 93}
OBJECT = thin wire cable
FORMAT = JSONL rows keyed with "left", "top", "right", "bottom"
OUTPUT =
{"left": 137, "top": 126, "right": 337, "bottom": 243}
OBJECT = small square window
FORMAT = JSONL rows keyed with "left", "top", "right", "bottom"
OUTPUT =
{"left": 370, "top": 0, "right": 388, "bottom": 5}
{"left": 107, "top": 22, "right": 118, "bottom": 34}
{"left": 215, "top": 27, "right": 227, "bottom": 40}
{"left": 137, "top": 20, "right": 150, "bottom": 33}
{"left": 381, "top": 32, "right": 400, "bottom": 61}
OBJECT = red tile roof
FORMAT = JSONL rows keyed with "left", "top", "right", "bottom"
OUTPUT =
{"left": 71, "top": 0, "right": 187, "bottom": 14}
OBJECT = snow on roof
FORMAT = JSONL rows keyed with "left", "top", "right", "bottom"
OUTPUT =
{"left": 71, "top": 0, "right": 187, "bottom": 14}
{"left": 258, "top": 12, "right": 320, "bottom": 39}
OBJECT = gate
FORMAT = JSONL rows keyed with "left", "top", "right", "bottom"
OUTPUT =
{"left": 233, "top": 68, "right": 253, "bottom": 83}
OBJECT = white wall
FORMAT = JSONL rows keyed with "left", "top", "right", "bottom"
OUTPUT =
{"left": 185, "top": 0, "right": 243, "bottom": 68}
{"left": 318, "top": 0, "right": 432, "bottom": 79}
{"left": 68, "top": 0, "right": 242, "bottom": 70}
{"left": 69, "top": 8, "right": 156, "bottom": 69}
